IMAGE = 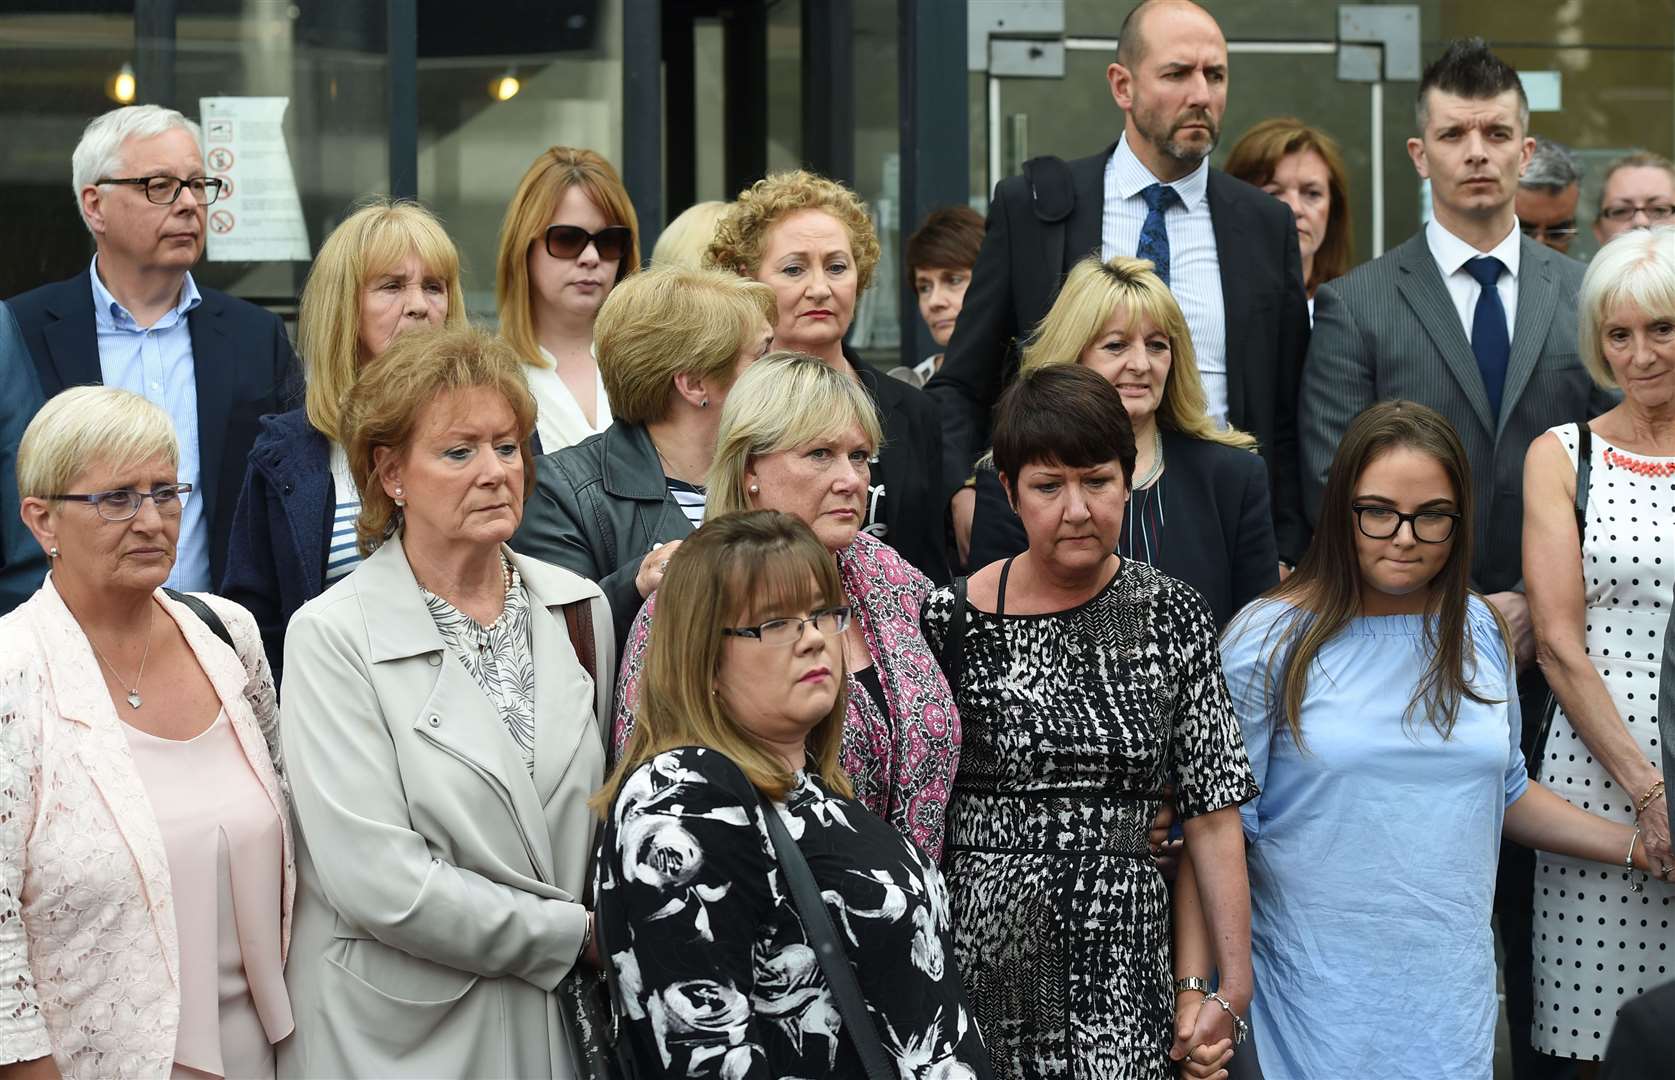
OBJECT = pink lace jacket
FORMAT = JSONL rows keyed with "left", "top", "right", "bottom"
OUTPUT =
{"left": 0, "top": 579, "right": 294, "bottom": 1079}
{"left": 612, "top": 531, "right": 960, "bottom": 858}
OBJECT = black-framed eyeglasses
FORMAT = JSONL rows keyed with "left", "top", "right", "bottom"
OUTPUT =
{"left": 722, "top": 606, "right": 851, "bottom": 646}
{"left": 1520, "top": 221, "right": 1577, "bottom": 241}
{"left": 1599, "top": 203, "right": 1675, "bottom": 224}
{"left": 544, "top": 224, "right": 632, "bottom": 261}
{"left": 1352, "top": 504, "right": 1459, "bottom": 544}
{"left": 97, "top": 175, "right": 225, "bottom": 206}
{"left": 44, "top": 483, "right": 193, "bottom": 521}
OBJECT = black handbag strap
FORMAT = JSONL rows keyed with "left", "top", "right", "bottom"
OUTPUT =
{"left": 756, "top": 791, "right": 896, "bottom": 1080}
{"left": 1573, "top": 421, "right": 1592, "bottom": 543}
{"left": 938, "top": 576, "right": 970, "bottom": 691}
{"left": 162, "top": 588, "right": 234, "bottom": 651}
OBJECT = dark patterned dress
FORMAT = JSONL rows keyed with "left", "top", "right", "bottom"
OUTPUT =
{"left": 597, "top": 747, "right": 993, "bottom": 1079}
{"left": 921, "top": 558, "right": 1257, "bottom": 1080}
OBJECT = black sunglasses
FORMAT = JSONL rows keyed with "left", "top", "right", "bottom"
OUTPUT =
{"left": 543, "top": 224, "right": 632, "bottom": 261}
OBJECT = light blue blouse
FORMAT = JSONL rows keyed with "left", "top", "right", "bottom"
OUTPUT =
{"left": 1220, "top": 597, "right": 1527, "bottom": 1080}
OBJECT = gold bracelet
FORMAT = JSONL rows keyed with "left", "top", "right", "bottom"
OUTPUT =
{"left": 1635, "top": 779, "right": 1666, "bottom": 817}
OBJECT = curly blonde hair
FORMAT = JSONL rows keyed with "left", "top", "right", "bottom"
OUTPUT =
{"left": 706, "top": 170, "right": 881, "bottom": 294}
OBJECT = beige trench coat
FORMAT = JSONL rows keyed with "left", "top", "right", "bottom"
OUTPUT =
{"left": 276, "top": 534, "right": 611, "bottom": 1079}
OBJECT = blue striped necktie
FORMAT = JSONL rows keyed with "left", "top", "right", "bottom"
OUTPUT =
{"left": 1136, "top": 183, "right": 1181, "bottom": 284}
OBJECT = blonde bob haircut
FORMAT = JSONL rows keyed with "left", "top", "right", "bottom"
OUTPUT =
{"left": 651, "top": 200, "right": 727, "bottom": 270}
{"left": 706, "top": 170, "right": 882, "bottom": 295}
{"left": 592, "top": 509, "right": 853, "bottom": 815}
{"left": 297, "top": 197, "right": 467, "bottom": 443}
{"left": 342, "top": 326, "right": 538, "bottom": 556}
{"left": 18, "top": 385, "right": 178, "bottom": 501}
{"left": 593, "top": 266, "right": 777, "bottom": 425}
{"left": 495, "top": 147, "right": 642, "bottom": 368}
{"left": 705, "top": 352, "right": 884, "bottom": 520}
{"left": 1577, "top": 225, "right": 1675, "bottom": 390}
{"left": 1020, "top": 256, "right": 1257, "bottom": 451}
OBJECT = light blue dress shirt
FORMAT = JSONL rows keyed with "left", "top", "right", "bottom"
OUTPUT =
{"left": 1220, "top": 596, "right": 1528, "bottom": 1080}
{"left": 88, "top": 255, "right": 209, "bottom": 591}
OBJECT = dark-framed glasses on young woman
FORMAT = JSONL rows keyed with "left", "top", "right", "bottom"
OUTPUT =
{"left": 722, "top": 606, "right": 851, "bottom": 645}
{"left": 97, "top": 175, "right": 225, "bottom": 206}
{"left": 44, "top": 483, "right": 193, "bottom": 521}
{"left": 1352, "top": 504, "right": 1459, "bottom": 543}
{"left": 543, "top": 224, "right": 632, "bottom": 261}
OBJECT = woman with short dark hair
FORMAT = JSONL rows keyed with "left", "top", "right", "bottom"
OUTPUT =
{"left": 923, "top": 364, "right": 1257, "bottom": 1079}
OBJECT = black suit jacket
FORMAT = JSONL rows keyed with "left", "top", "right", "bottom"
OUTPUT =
{"left": 926, "top": 143, "right": 1312, "bottom": 561}
{"left": 853, "top": 349, "right": 951, "bottom": 587}
{"left": 968, "top": 430, "right": 1278, "bottom": 628}
{"left": 1601, "top": 976, "right": 1675, "bottom": 1079}
{"left": 8, "top": 269, "right": 299, "bottom": 587}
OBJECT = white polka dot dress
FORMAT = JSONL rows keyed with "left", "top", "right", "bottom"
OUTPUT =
{"left": 1531, "top": 422, "right": 1675, "bottom": 1061}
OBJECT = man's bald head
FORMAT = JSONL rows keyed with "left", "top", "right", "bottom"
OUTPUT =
{"left": 1116, "top": 0, "right": 1219, "bottom": 70}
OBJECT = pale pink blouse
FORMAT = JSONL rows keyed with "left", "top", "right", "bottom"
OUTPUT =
{"left": 124, "top": 710, "right": 292, "bottom": 1079}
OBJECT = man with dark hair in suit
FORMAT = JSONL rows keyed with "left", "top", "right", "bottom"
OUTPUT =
{"left": 927, "top": 0, "right": 1310, "bottom": 568}
{"left": 1300, "top": 38, "right": 1616, "bottom": 1079}
{"left": 7, "top": 104, "right": 297, "bottom": 596}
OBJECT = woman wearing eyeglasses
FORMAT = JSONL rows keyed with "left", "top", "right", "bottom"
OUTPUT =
{"left": 1214, "top": 400, "right": 1652, "bottom": 1080}
{"left": 496, "top": 146, "right": 641, "bottom": 452}
{"left": 3, "top": 386, "right": 292, "bottom": 1080}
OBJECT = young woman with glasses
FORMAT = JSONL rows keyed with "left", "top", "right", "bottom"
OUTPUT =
{"left": 495, "top": 146, "right": 641, "bottom": 451}
{"left": 1211, "top": 400, "right": 1655, "bottom": 1080}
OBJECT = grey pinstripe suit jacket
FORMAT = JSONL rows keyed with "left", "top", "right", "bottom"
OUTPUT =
{"left": 1299, "top": 230, "right": 1616, "bottom": 594}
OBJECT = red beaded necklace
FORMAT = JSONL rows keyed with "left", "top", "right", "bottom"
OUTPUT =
{"left": 1603, "top": 447, "right": 1675, "bottom": 477}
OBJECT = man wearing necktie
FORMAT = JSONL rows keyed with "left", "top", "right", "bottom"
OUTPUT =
{"left": 927, "top": 0, "right": 1311, "bottom": 570}
{"left": 1299, "top": 39, "right": 1616, "bottom": 1080}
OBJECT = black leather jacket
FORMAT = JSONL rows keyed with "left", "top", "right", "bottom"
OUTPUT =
{"left": 512, "top": 422, "right": 692, "bottom": 648}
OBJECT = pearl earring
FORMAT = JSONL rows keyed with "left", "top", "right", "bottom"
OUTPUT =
{"left": 700, "top": 398, "right": 709, "bottom": 409}
{"left": 748, "top": 484, "right": 759, "bottom": 495}
{"left": 393, "top": 485, "right": 405, "bottom": 508}
{"left": 48, "top": 546, "right": 59, "bottom": 559}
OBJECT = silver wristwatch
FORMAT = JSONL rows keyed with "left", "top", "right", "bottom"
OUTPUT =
{"left": 1174, "top": 976, "right": 1212, "bottom": 996}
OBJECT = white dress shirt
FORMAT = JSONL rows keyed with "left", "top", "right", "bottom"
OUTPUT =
{"left": 1101, "top": 134, "right": 1229, "bottom": 423}
{"left": 1424, "top": 218, "right": 1520, "bottom": 344}
{"left": 527, "top": 346, "right": 612, "bottom": 452}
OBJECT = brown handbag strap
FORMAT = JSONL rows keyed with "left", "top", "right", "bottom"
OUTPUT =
{"left": 563, "top": 598, "right": 598, "bottom": 684}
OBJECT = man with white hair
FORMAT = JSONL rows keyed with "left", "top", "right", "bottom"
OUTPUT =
{"left": 6, "top": 104, "right": 297, "bottom": 596}
{"left": 1516, "top": 135, "right": 1582, "bottom": 255}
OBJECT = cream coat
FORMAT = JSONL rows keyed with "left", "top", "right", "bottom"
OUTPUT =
{"left": 276, "top": 534, "right": 611, "bottom": 1080}
{"left": 0, "top": 579, "right": 293, "bottom": 1079}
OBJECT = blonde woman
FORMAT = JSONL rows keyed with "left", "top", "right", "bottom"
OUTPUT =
{"left": 496, "top": 146, "right": 641, "bottom": 451}
{"left": 221, "top": 197, "right": 464, "bottom": 682}
{"left": 611, "top": 353, "right": 961, "bottom": 860}
{"left": 968, "top": 256, "right": 1278, "bottom": 626}
{"left": 513, "top": 265, "right": 775, "bottom": 646}
{"left": 708, "top": 170, "right": 949, "bottom": 584}
{"left": 4, "top": 387, "right": 292, "bottom": 1079}
{"left": 595, "top": 511, "right": 991, "bottom": 1077}
{"left": 650, "top": 200, "right": 727, "bottom": 269}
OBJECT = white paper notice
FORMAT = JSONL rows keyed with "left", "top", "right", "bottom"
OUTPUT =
{"left": 198, "top": 96, "right": 311, "bottom": 261}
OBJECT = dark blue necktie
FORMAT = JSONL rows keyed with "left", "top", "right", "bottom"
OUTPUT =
{"left": 1136, "top": 184, "right": 1181, "bottom": 285}
{"left": 1465, "top": 256, "right": 1510, "bottom": 420}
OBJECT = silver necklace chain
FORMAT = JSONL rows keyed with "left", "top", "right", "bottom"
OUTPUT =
{"left": 1133, "top": 427, "right": 1165, "bottom": 489}
{"left": 87, "top": 604, "right": 155, "bottom": 710}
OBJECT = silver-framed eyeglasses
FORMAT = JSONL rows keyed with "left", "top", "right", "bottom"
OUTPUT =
{"left": 97, "top": 175, "right": 225, "bottom": 206}
{"left": 722, "top": 605, "right": 851, "bottom": 645}
{"left": 1352, "top": 504, "right": 1459, "bottom": 544}
{"left": 44, "top": 483, "right": 192, "bottom": 521}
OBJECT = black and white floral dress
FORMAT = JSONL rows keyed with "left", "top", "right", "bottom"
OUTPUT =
{"left": 921, "top": 558, "right": 1257, "bottom": 1080}
{"left": 597, "top": 746, "right": 992, "bottom": 1079}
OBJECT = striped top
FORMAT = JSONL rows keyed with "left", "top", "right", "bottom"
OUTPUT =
{"left": 325, "top": 443, "right": 362, "bottom": 583}
{"left": 666, "top": 477, "right": 707, "bottom": 530}
{"left": 1118, "top": 478, "right": 1165, "bottom": 568}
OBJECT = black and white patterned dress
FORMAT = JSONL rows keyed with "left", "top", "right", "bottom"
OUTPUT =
{"left": 597, "top": 746, "right": 992, "bottom": 1079}
{"left": 921, "top": 558, "right": 1257, "bottom": 1080}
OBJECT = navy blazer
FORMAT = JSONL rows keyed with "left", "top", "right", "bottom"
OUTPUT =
{"left": 968, "top": 429, "right": 1279, "bottom": 628}
{"left": 0, "top": 300, "right": 48, "bottom": 615}
{"left": 7, "top": 269, "right": 300, "bottom": 587}
{"left": 220, "top": 408, "right": 332, "bottom": 684}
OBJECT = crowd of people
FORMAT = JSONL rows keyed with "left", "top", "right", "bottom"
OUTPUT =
{"left": 2, "top": 2, "right": 1673, "bottom": 1078}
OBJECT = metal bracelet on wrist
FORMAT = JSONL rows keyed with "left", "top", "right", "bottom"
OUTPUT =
{"left": 1174, "top": 976, "right": 1212, "bottom": 997}
{"left": 1202, "top": 990, "right": 1250, "bottom": 1046}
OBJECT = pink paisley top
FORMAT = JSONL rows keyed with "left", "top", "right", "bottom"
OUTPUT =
{"left": 612, "top": 532, "right": 960, "bottom": 859}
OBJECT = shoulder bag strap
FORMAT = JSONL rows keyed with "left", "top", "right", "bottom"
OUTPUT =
{"left": 938, "top": 576, "right": 969, "bottom": 692}
{"left": 563, "top": 598, "right": 599, "bottom": 685}
{"left": 757, "top": 792, "right": 896, "bottom": 1080}
{"left": 163, "top": 588, "right": 234, "bottom": 651}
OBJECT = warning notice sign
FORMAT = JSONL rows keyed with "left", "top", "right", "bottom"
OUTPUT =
{"left": 198, "top": 96, "right": 310, "bottom": 261}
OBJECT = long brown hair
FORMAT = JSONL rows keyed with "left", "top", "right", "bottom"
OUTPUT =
{"left": 592, "top": 510, "right": 853, "bottom": 815}
{"left": 1253, "top": 401, "right": 1508, "bottom": 746}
